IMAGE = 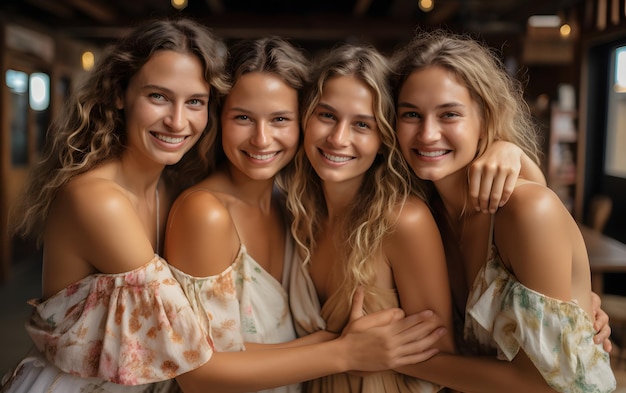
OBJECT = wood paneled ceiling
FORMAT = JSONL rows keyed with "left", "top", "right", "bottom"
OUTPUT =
{"left": 1, "top": 0, "right": 583, "bottom": 50}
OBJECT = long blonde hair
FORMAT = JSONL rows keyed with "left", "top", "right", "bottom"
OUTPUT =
{"left": 286, "top": 44, "right": 412, "bottom": 299}
{"left": 13, "top": 18, "right": 229, "bottom": 243}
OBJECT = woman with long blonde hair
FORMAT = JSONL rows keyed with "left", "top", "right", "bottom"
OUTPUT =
{"left": 286, "top": 43, "right": 455, "bottom": 392}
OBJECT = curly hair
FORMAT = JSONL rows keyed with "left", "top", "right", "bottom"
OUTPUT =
{"left": 204, "top": 36, "right": 309, "bottom": 191}
{"left": 390, "top": 29, "right": 542, "bottom": 207}
{"left": 286, "top": 44, "right": 413, "bottom": 300}
{"left": 13, "top": 17, "right": 229, "bottom": 242}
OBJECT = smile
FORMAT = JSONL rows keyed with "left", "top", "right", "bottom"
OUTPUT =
{"left": 417, "top": 149, "right": 449, "bottom": 157}
{"left": 246, "top": 151, "right": 278, "bottom": 160}
{"left": 154, "top": 133, "right": 185, "bottom": 144}
{"left": 322, "top": 151, "right": 353, "bottom": 163}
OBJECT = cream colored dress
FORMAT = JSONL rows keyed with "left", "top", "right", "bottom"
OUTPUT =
{"left": 170, "top": 235, "right": 300, "bottom": 393}
{"left": 1, "top": 255, "right": 212, "bottom": 393}
{"left": 464, "top": 218, "right": 616, "bottom": 393}
{"left": 289, "top": 256, "right": 441, "bottom": 393}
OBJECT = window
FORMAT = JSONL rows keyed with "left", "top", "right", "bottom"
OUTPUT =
{"left": 5, "top": 69, "right": 50, "bottom": 166}
{"left": 605, "top": 46, "right": 626, "bottom": 177}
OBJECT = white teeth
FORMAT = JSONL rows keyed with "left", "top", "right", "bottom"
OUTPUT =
{"left": 155, "top": 134, "right": 185, "bottom": 144}
{"left": 322, "top": 151, "right": 352, "bottom": 162}
{"left": 418, "top": 150, "right": 447, "bottom": 157}
{"left": 248, "top": 152, "right": 278, "bottom": 160}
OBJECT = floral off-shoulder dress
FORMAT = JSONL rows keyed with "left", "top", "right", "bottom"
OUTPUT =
{"left": 169, "top": 236, "right": 300, "bottom": 393}
{"left": 464, "top": 217, "right": 616, "bottom": 393}
{"left": 0, "top": 255, "right": 213, "bottom": 393}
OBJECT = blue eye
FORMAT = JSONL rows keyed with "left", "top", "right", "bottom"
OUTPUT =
{"left": 149, "top": 92, "right": 166, "bottom": 101}
{"left": 188, "top": 98, "right": 205, "bottom": 106}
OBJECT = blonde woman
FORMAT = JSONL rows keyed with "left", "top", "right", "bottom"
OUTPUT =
{"left": 391, "top": 29, "right": 616, "bottom": 393}
{"left": 286, "top": 44, "right": 455, "bottom": 392}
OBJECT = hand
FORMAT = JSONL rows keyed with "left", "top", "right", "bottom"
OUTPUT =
{"left": 339, "top": 287, "right": 446, "bottom": 372}
{"left": 591, "top": 291, "right": 613, "bottom": 352}
{"left": 469, "top": 141, "right": 523, "bottom": 213}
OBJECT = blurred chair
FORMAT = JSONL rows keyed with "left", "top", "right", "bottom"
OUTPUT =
{"left": 586, "top": 194, "right": 613, "bottom": 233}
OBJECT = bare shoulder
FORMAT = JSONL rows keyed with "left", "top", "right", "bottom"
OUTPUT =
{"left": 394, "top": 196, "right": 436, "bottom": 229}
{"left": 56, "top": 176, "right": 132, "bottom": 219}
{"left": 167, "top": 184, "right": 234, "bottom": 233}
{"left": 496, "top": 180, "right": 568, "bottom": 229}
{"left": 46, "top": 175, "right": 154, "bottom": 274}
{"left": 165, "top": 183, "right": 240, "bottom": 277}
{"left": 389, "top": 196, "right": 439, "bottom": 243}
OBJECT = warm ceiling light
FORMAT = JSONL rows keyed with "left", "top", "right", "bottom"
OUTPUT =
{"left": 528, "top": 15, "right": 561, "bottom": 28}
{"left": 82, "top": 51, "right": 95, "bottom": 71}
{"left": 419, "top": 0, "right": 434, "bottom": 12}
{"left": 560, "top": 23, "right": 572, "bottom": 37}
{"left": 171, "top": 0, "right": 188, "bottom": 10}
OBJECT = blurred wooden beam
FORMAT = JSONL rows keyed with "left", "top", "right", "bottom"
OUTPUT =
{"left": 65, "top": 0, "right": 116, "bottom": 23}
{"left": 24, "top": 0, "right": 75, "bottom": 18}
{"left": 353, "top": 0, "right": 373, "bottom": 16}
{"left": 206, "top": 0, "right": 224, "bottom": 15}
{"left": 389, "top": 0, "right": 415, "bottom": 19}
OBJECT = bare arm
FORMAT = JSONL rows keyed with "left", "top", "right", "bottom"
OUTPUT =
{"left": 386, "top": 197, "right": 455, "bottom": 354}
{"left": 396, "top": 351, "right": 557, "bottom": 393}
{"left": 177, "top": 288, "right": 446, "bottom": 393}
{"left": 244, "top": 330, "right": 337, "bottom": 350}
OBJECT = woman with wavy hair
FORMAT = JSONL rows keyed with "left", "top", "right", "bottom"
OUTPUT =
{"left": 391, "top": 29, "right": 616, "bottom": 393}
{"left": 285, "top": 43, "right": 456, "bottom": 392}
{"left": 4, "top": 17, "right": 228, "bottom": 393}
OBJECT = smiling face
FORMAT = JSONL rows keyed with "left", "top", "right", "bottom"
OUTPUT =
{"left": 220, "top": 72, "right": 300, "bottom": 181}
{"left": 304, "top": 75, "right": 382, "bottom": 188}
{"left": 396, "top": 66, "right": 482, "bottom": 185}
{"left": 119, "top": 50, "right": 210, "bottom": 167}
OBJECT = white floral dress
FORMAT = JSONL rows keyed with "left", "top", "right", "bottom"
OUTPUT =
{"left": 464, "top": 218, "right": 616, "bottom": 393}
{"left": 0, "top": 255, "right": 213, "bottom": 393}
{"left": 170, "top": 236, "right": 299, "bottom": 393}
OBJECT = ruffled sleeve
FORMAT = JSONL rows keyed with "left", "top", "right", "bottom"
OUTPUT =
{"left": 25, "top": 255, "right": 213, "bottom": 386}
{"left": 465, "top": 259, "right": 616, "bottom": 393}
{"left": 169, "top": 256, "right": 245, "bottom": 352}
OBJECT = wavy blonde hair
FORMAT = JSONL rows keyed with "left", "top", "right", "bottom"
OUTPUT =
{"left": 286, "top": 44, "right": 413, "bottom": 300}
{"left": 13, "top": 17, "right": 229, "bottom": 243}
{"left": 390, "top": 29, "right": 542, "bottom": 208}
